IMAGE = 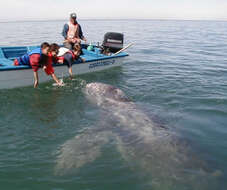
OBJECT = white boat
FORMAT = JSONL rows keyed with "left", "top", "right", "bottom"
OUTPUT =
{"left": 0, "top": 46, "right": 128, "bottom": 89}
{"left": 0, "top": 32, "right": 129, "bottom": 89}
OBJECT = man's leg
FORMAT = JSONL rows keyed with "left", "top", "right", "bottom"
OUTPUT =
{"left": 64, "top": 53, "right": 74, "bottom": 79}
{"left": 63, "top": 41, "right": 73, "bottom": 50}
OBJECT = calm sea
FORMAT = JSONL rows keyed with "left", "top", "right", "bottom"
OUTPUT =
{"left": 0, "top": 19, "right": 227, "bottom": 189}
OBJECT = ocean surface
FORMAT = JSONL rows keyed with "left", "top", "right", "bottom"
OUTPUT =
{"left": 0, "top": 19, "right": 227, "bottom": 190}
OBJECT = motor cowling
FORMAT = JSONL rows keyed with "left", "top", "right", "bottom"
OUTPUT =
{"left": 102, "top": 32, "right": 124, "bottom": 53}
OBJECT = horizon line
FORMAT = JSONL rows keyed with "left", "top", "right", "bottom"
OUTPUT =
{"left": 1, "top": 18, "right": 227, "bottom": 23}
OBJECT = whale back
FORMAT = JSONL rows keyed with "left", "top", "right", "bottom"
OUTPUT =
{"left": 85, "top": 83, "right": 131, "bottom": 103}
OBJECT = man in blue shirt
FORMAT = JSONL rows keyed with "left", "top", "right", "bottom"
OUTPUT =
{"left": 62, "top": 13, "right": 87, "bottom": 49}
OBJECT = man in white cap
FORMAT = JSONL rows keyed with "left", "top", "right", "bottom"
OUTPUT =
{"left": 62, "top": 13, "right": 87, "bottom": 49}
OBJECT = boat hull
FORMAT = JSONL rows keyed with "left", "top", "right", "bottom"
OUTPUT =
{"left": 0, "top": 56, "right": 126, "bottom": 89}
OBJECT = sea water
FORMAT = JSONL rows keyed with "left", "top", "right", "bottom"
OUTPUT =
{"left": 0, "top": 19, "right": 227, "bottom": 189}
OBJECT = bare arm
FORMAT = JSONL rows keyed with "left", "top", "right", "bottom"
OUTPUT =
{"left": 79, "top": 24, "right": 87, "bottom": 42}
{"left": 33, "top": 71, "right": 39, "bottom": 88}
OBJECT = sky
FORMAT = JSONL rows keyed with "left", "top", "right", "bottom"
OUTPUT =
{"left": 0, "top": 0, "right": 227, "bottom": 21}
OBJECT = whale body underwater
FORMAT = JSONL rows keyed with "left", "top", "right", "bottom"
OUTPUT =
{"left": 55, "top": 82, "right": 221, "bottom": 189}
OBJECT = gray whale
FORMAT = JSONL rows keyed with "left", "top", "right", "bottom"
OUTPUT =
{"left": 55, "top": 82, "right": 221, "bottom": 189}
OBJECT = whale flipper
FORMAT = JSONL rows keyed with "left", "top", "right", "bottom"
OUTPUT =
{"left": 54, "top": 130, "right": 114, "bottom": 176}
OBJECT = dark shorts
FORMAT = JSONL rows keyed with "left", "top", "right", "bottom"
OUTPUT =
{"left": 63, "top": 42, "right": 83, "bottom": 55}
{"left": 63, "top": 52, "right": 74, "bottom": 68}
{"left": 63, "top": 42, "right": 74, "bottom": 50}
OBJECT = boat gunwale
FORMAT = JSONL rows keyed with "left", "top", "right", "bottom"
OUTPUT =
{"left": 0, "top": 46, "right": 128, "bottom": 71}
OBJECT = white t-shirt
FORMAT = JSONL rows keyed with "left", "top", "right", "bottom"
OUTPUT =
{"left": 57, "top": 47, "right": 70, "bottom": 57}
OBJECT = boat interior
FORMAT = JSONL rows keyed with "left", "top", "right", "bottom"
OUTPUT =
{"left": 0, "top": 44, "right": 127, "bottom": 71}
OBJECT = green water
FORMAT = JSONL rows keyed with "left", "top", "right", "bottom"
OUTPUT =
{"left": 1, "top": 20, "right": 227, "bottom": 189}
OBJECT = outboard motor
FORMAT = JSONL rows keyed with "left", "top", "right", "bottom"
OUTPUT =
{"left": 102, "top": 32, "right": 124, "bottom": 54}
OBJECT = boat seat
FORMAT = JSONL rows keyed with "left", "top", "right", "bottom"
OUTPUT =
{"left": 2, "top": 47, "right": 28, "bottom": 59}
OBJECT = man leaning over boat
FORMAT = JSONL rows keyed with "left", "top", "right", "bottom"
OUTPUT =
{"left": 14, "top": 42, "right": 63, "bottom": 88}
{"left": 62, "top": 12, "right": 87, "bottom": 50}
{"left": 57, "top": 43, "right": 85, "bottom": 80}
